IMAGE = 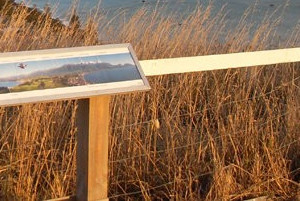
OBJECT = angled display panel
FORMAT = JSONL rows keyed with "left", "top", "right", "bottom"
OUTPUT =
{"left": 0, "top": 44, "right": 150, "bottom": 106}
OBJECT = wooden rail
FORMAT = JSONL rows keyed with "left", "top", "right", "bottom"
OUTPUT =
{"left": 140, "top": 47, "right": 300, "bottom": 76}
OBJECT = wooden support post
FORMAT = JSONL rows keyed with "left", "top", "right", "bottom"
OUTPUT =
{"left": 76, "top": 96, "right": 111, "bottom": 201}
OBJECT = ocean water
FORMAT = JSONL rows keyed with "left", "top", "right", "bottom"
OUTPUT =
{"left": 15, "top": 0, "right": 300, "bottom": 41}
{"left": 0, "top": 81, "right": 19, "bottom": 88}
{"left": 84, "top": 66, "right": 141, "bottom": 84}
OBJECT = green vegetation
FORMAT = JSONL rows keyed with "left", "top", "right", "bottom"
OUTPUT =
{"left": 0, "top": 1, "right": 299, "bottom": 201}
{"left": 11, "top": 77, "right": 65, "bottom": 92}
{"left": 11, "top": 74, "right": 87, "bottom": 92}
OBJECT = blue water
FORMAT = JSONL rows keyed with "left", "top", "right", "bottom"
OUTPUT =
{"left": 15, "top": 0, "right": 300, "bottom": 42}
{"left": 0, "top": 81, "right": 19, "bottom": 88}
{"left": 84, "top": 66, "right": 141, "bottom": 84}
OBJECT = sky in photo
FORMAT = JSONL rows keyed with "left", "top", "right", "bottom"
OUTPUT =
{"left": 0, "top": 52, "right": 135, "bottom": 79}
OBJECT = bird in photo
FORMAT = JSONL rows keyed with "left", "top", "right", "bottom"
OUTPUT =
{"left": 18, "top": 63, "right": 27, "bottom": 69}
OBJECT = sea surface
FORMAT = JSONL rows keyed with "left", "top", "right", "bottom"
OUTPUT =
{"left": 84, "top": 66, "right": 141, "bottom": 84}
{"left": 0, "top": 81, "right": 19, "bottom": 88}
{"left": 15, "top": 0, "right": 300, "bottom": 42}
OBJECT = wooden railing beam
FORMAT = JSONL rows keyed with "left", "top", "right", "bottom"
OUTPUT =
{"left": 140, "top": 47, "right": 300, "bottom": 76}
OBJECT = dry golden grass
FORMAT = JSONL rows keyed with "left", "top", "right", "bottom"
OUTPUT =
{"left": 0, "top": 2, "right": 299, "bottom": 201}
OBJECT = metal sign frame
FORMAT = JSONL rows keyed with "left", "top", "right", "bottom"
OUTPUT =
{"left": 0, "top": 44, "right": 150, "bottom": 106}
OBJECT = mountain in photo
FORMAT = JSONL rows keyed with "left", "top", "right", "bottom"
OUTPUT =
{"left": 0, "top": 62, "right": 136, "bottom": 81}
{"left": 29, "top": 62, "right": 135, "bottom": 77}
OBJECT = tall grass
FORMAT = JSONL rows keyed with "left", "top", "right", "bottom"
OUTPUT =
{"left": 0, "top": 2, "right": 299, "bottom": 200}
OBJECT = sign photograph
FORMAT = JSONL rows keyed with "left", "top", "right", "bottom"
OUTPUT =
{"left": 0, "top": 44, "right": 150, "bottom": 106}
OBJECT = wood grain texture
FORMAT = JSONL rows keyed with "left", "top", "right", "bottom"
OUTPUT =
{"left": 140, "top": 47, "right": 300, "bottom": 76}
{"left": 76, "top": 96, "right": 110, "bottom": 201}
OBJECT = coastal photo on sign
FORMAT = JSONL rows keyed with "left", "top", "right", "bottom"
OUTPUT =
{"left": 0, "top": 44, "right": 150, "bottom": 106}
{"left": 0, "top": 53, "right": 142, "bottom": 94}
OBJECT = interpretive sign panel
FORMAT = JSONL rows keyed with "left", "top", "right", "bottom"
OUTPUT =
{"left": 0, "top": 44, "right": 150, "bottom": 106}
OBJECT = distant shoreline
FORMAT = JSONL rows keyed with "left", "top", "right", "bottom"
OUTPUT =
{"left": 11, "top": 0, "right": 300, "bottom": 44}
{"left": 0, "top": 0, "right": 67, "bottom": 28}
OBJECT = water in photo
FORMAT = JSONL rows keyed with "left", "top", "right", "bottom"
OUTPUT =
{"left": 0, "top": 52, "right": 142, "bottom": 94}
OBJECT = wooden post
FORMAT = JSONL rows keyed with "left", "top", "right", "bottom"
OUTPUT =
{"left": 76, "top": 96, "right": 111, "bottom": 201}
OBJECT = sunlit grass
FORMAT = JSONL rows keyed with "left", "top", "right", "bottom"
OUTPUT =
{"left": 0, "top": 2, "right": 299, "bottom": 200}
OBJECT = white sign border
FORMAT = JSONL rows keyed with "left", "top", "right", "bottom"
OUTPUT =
{"left": 0, "top": 44, "right": 150, "bottom": 106}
